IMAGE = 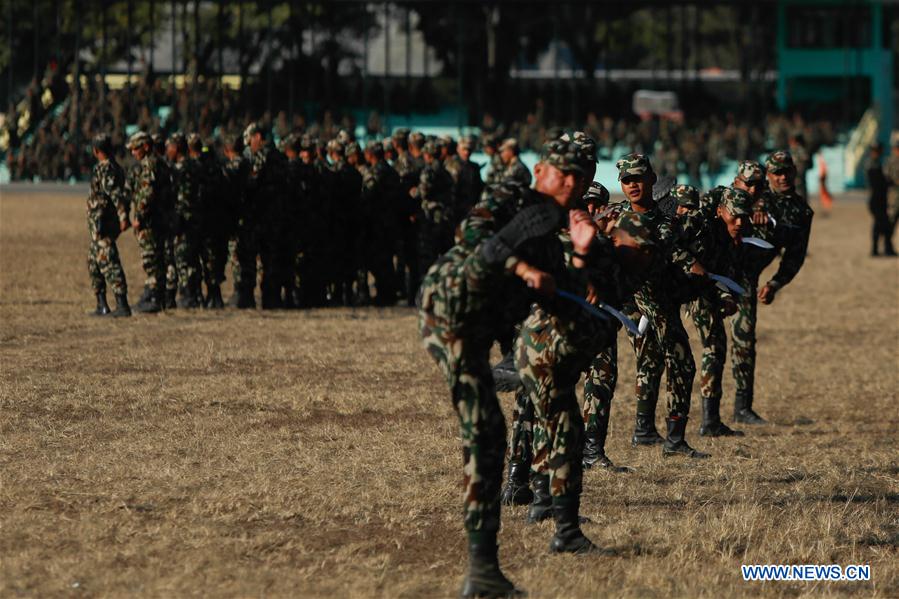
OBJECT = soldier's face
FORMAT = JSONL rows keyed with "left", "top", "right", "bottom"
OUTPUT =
{"left": 458, "top": 146, "right": 471, "bottom": 161}
{"left": 718, "top": 206, "right": 745, "bottom": 241}
{"left": 300, "top": 150, "right": 313, "bottom": 164}
{"left": 620, "top": 175, "right": 653, "bottom": 203}
{"left": 534, "top": 163, "right": 582, "bottom": 208}
{"left": 734, "top": 177, "right": 763, "bottom": 199}
{"left": 249, "top": 133, "right": 263, "bottom": 152}
{"left": 165, "top": 143, "right": 177, "bottom": 161}
{"left": 767, "top": 168, "right": 794, "bottom": 193}
{"left": 131, "top": 146, "right": 146, "bottom": 160}
{"left": 501, "top": 148, "right": 514, "bottom": 163}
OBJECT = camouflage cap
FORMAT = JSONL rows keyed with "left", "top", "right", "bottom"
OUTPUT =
{"left": 422, "top": 140, "right": 439, "bottom": 156}
{"left": 539, "top": 139, "right": 584, "bottom": 174}
{"left": 616, "top": 153, "right": 653, "bottom": 180}
{"left": 365, "top": 139, "right": 384, "bottom": 158}
{"left": 278, "top": 133, "right": 296, "bottom": 152}
{"left": 408, "top": 131, "right": 425, "bottom": 148}
{"left": 765, "top": 150, "right": 794, "bottom": 173}
{"left": 720, "top": 186, "right": 753, "bottom": 217}
{"left": 242, "top": 122, "right": 263, "bottom": 145}
{"left": 126, "top": 131, "right": 150, "bottom": 150}
{"left": 344, "top": 141, "right": 361, "bottom": 158}
{"left": 458, "top": 135, "right": 475, "bottom": 150}
{"left": 187, "top": 132, "right": 203, "bottom": 152}
{"left": 391, "top": 127, "right": 410, "bottom": 141}
{"left": 92, "top": 132, "right": 113, "bottom": 154}
{"left": 569, "top": 131, "right": 597, "bottom": 170}
{"left": 736, "top": 159, "right": 764, "bottom": 184}
{"left": 166, "top": 131, "right": 185, "bottom": 146}
{"left": 583, "top": 182, "right": 610, "bottom": 208}
{"left": 327, "top": 139, "right": 344, "bottom": 155}
{"left": 499, "top": 137, "right": 519, "bottom": 153}
{"left": 613, "top": 210, "right": 655, "bottom": 249}
{"left": 671, "top": 184, "right": 700, "bottom": 208}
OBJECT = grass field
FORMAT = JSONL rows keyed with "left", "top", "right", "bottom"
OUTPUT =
{"left": 1, "top": 189, "right": 897, "bottom": 598}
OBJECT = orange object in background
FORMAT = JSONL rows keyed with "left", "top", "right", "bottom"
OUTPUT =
{"left": 818, "top": 154, "right": 834, "bottom": 214}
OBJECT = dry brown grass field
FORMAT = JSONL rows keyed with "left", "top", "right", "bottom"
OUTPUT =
{"left": 1, "top": 187, "right": 897, "bottom": 598}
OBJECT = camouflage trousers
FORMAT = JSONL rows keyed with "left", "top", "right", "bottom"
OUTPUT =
{"left": 164, "top": 235, "right": 178, "bottom": 293}
{"left": 88, "top": 235, "right": 127, "bottom": 296}
{"left": 515, "top": 305, "right": 615, "bottom": 497}
{"left": 582, "top": 341, "right": 618, "bottom": 431}
{"left": 174, "top": 232, "right": 200, "bottom": 292}
{"left": 730, "top": 281, "right": 758, "bottom": 402}
{"left": 230, "top": 224, "right": 258, "bottom": 292}
{"left": 418, "top": 250, "right": 507, "bottom": 533}
{"left": 134, "top": 227, "right": 165, "bottom": 291}
{"left": 685, "top": 296, "right": 727, "bottom": 402}
{"left": 200, "top": 233, "right": 229, "bottom": 287}
{"left": 628, "top": 298, "right": 696, "bottom": 416}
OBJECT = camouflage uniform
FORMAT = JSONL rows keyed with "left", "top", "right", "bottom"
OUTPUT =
{"left": 224, "top": 144, "right": 252, "bottom": 306}
{"left": 682, "top": 186, "right": 754, "bottom": 435}
{"left": 87, "top": 156, "right": 129, "bottom": 297}
{"left": 451, "top": 136, "right": 485, "bottom": 224}
{"left": 329, "top": 143, "right": 363, "bottom": 305}
{"left": 499, "top": 139, "right": 532, "bottom": 187}
{"left": 190, "top": 140, "right": 229, "bottom": 306}
{"left": 418, "top": 140, "right": 583, "bottom": 539}
{"left": 731, "top": 151, "right": 814, "bottom": 420}
{"left": 170, "top": 146, "right": 201, "bottom": 305}
{"left": 126, "top": 132, "right": 169, "bottom": 302}
{"left": 393, "top": 130, "right": 424, "bottom": 303}
{"left": 884, "top": 147, "right": 899, "bottom": 243}
{"left": 362, "top": 142, "right": 401, "bottom": 306}
{"left": 414, "top": 141, "right": 456, "bottom": 277}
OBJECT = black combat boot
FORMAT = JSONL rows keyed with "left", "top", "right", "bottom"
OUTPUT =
{"left": 111, "top": 293, "right": 132, "bottom": 318}
{"left": 499, "top": 460, "right": 533, "bottom": 506}
{"left": 492, "top": 353, "right": 520, "bottom": 393}
{"left": 733, "top": 392, "right": 767, "bottom": 425}
{"left": 459, "top": 533, "right": 523, "bottom": 598}
{"left": 662, "top": 414, "right": 710, "bottom": 458}
{"left": 136, "top": 285, "right": 152, "bottom": 306}
{"left": 206, "top": 284, "right": 225, "bottom": 309}
{"left": 177, "top": 286, "right": 199, "bottom": 309}
{"left": 549, "top": 496, "right": 600, "bottom": 554}
{"left": 699, "top": 397, "right": 744, "bottom": 437}
{"left": 164, "top": 289, "right": 177, "bottom": 310}
{"left": 90, "top": 292, "right": 111, "bottom": 316}
{"left": 583, "top": 418, "right": 627, "bottom": 472}
{"left": 526, "top": 473, "right": 552, "bottom": 524}
{"left": 136, "top": 288, "right": 162, "bottom": 313}
{"left": 631, "top": 408, "right": 664, "bottom": 446}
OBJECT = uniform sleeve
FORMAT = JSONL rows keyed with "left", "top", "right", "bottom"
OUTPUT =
{"left": 768, "top": 210, "right": 813, "bottom": 289}
{"left": 103, "top": 164, "right": 130, "bottom": 226}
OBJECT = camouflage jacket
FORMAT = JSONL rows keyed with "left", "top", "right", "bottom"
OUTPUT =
{"left": 87, "top": 159, "right": 129, "bottom": 239}
{"left": 362, "top": 160, "right": 402, "bottom": 233}
{"left": 501, "top": 157, "right": 532, "bottom": 187}
{"left": 754, "top": 188, "right": 814, "bottom": 289}
{"left": 678, "top": 210, "right": 745, "bottom": 304}
{"left": 394, "top": 152, "right": 424, "bottom": 190}
{"left": 127, "top": 154, "right": 171, "bottom": 229}
{"left": 170, "top": 157, "right": 199, "bottom": 230}
{"left": 416, "top": 160, "right": 455, "bottom": 226}
{"left": 884, "top": 155, "right": 899, "bottom": 196}
{"left": 484, "top": 154, "right": 504, "bottom": 186}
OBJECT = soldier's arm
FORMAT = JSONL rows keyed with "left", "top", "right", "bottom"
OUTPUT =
{"left": 768, "top": 211, "right": 813, "bottom": 290}
{"left": 106, "top": 165, "right": 131, "bottom": 229}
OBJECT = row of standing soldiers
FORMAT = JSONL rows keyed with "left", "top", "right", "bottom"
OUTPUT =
{"left": 85, "top": 125, "right": 493, "bottom": 315}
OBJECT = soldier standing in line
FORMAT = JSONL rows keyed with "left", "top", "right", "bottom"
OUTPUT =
{"left": 222, "top": 134, "right": 252, "bottom": 308}
{"left": 189, "top": 134, "right": 228, "bottom": 309}
{"left": 393, "top": 129, "right": 424, "bottom": 305}
{"left": 418, "top": 139, "right": 591, "bottom": 597}
{"left": 362, "top": 141, "right": 401, "bottom": 306}
{"left": 734, "top": 151, "right": 814, "bottom": 424}
{"left": 166, "top": 132, "right": 202, "bottom": 309}
{"left": 866, "top": 143, "right": 894, "bottom": 256}
{"left": 482, "top": 134, "right": 503, "bottom": 186}
{"left": 346, "top": 141, "right": 372, "bottom": 304}
{"left": 329, "top": 138, "right": 363, "bottom": 305}
{"left": 788, "top": 133, "right": 811, "bottom": 199}
{"left": 412, "top": 140, "right": 456, "bottom": 279}
{"left": 499, "top": 138, "right": 532, "bottom": 187}
{"left": 453, "top": 135, "right": 485, "bottom": 224}
{"left": 315, "top": 139, "right": 338, "bottom": 304}
{"left": 153, "top": 132, "right": 179, "bottom": 310}
{"left": 126, "top": 131, "right": 166, "bottom": 313}
{"left": 86, "top": 133, "right": 131, "bottom": 317}
{"left": 280, "top": 134, "right": 305, "bottom": 308}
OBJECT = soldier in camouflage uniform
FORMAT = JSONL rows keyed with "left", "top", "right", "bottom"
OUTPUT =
{"left": 413, "top": 140, "right": 456, "bottom": 278}
{"left": 418, "top": 140, "right": 591, "bottom": 597}
{"left": 86, "top": 133, "right": 131, "bottom": 317}
{"left": 126, "top": 131, "right": 170, "bottom": 313}
{"left": 731, "top": 151, "right": 814, "bottom": 424}
{"left": 151, "top": 133, "right": 179, "bottom": 309}
{"left": 362, "top": 141, "right": 401, "bottom": 306}
{"left": 681, "top": 186, "right": 754, "bottom": 437}
{"left": 166, "top": 132, "right": 202, "bottom": 308}
{"left": 884, "top": 139, "right": 899, "bottom": 250}
{"left": 223, "top": 135, "right": 253, "bottom": 308}
{"left": 189, "top": 134, "right": 229, "bottom": 309}
{"left": 393, "top": 129, "right": 424, "bottom": 305}
{"left": 612, "top": 154, "right": 708, "bottom": 458}
{"left": 482, "top": 134, "right": 503, "bottom": 186}
{"left": 499, "top": 138, "right": 532, "bottom": 187}
{"left": 329, "top": 138, "right": 363, "bottom": 305}
{"left": 244, "top": 123, "right": 289, "bottom": 309}
{"left": 453, "top": 135, "right": 485, "bottom": 224}
{"left": 346, "top": 141, "right": 372, "bottom": 304}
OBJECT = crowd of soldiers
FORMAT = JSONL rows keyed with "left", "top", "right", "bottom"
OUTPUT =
{"left": 415, "top": 130, "right": 813, "bottom": 596}
{"left": 84, "top": 124, "right": 493, "bottom": 316}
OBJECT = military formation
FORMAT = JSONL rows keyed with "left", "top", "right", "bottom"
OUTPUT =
{"left": 83, "top": 125, "right": 490, "bottom": 315}
{"left": 416, "top": 130, "right": 813, "bottom": 597}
